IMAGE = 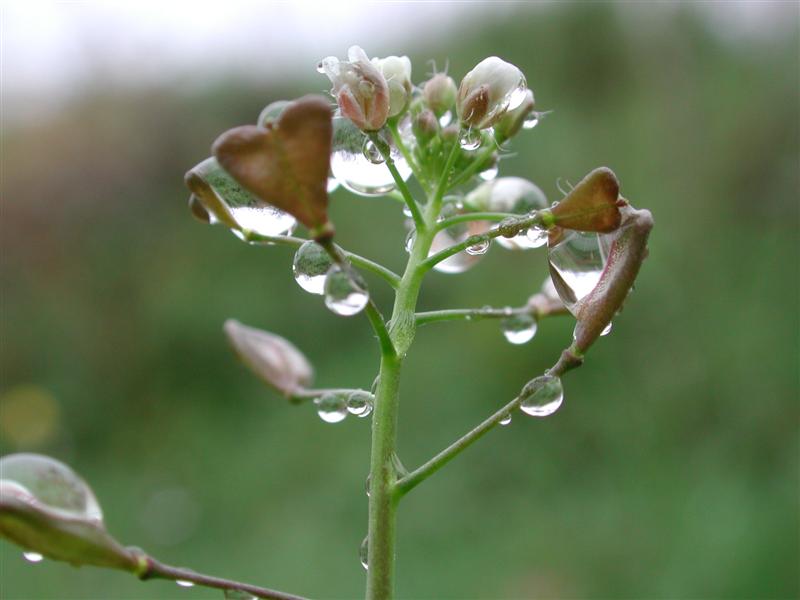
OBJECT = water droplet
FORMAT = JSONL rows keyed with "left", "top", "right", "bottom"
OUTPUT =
{"left": 225, "top": 590, "right": 257, "bottom": 600}
{"left": 479, "top": 165, "right": 499, "bottom": 181}
{"left": 499, "top": 414, "right": 512, "bottom": 426}
{"left": 523, "top": 113, "right": 540, "bottom": 129}
{"left": 230, "top": 206, "right": 297, "bottom": 239}
{"left": 501, "top": 314, "right": 538, "bottom": 345}
{"left": 519, "top": 375, "right": 564, "bottom": 417}
{"left": 314, "top": 392, "right": 348, "bottom": 424}
{"left": 316, "top": 62, "right": 326, "bottom": 74}
{"left": 459, "top": 130, "right": 481, "bottom": 151}
{"left": 601, "top": 322, "right": 613, "bottom": 336}
{"left": 176, "top": 580, "right": 195, "bottom": 588}
{"left": 292, "top": 241, "right": 333, "bottom": 295}
{"left": 465, "top": 239, "right": 490, "bottom": 256}
{"left": 362, "top": 139, "right": 385, "bottom": 165}
{"left": 23, "top": 552, "right": 43, "bottom": 563}
{"left": 547, "top": 230, "right": 614, "bottom": 315}
{"left": 404, "top": 230, "right": 416, "bottom": 254}
{"left": 327, "top": 177, "right": 340, "bottom": 193}
{"left": 365, "top": 474, "right": 371, "bottom": 497}
{"left": 524, "top": 226, "right": 548, "bottom": 248}
{"left": 346, "top": 391, "right": 374, "bottom": 418}
{"left": 0, "top": 454, "right": 103, "bottom": 522}
{"left": 330, "top": 118, "right": 411, "bottom": 196}
{"left": 324, "top": 266, "right": 369, "bottom": 316}
{"left": 439, "top": 111, "right": 453, "bottom": 127}
{"left": 505, "top": 80, "right": 528, "bottom": 111}
{"left": 359, "top": 537, "right": 369, "bottom": 570}
{"left": 402, "top": 205, "right": 413, "bottom": 218}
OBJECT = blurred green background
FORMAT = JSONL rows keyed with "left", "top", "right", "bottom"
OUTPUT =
{"left": 2, "top": 3, "right": 798, "bottom": 599}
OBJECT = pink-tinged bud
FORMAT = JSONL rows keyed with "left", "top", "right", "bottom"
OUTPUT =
{"left": 423, "top": 73, "right": 458, "bottom": 117}
{"left": 413, "top": 109, "right": 439, "bottom": 145}
{"left": 371, "top": 55, "right": 412, "bottom": 117}
{"left": 457, "top": 56, "right": 527, "bottom": 129}
{"left": 319, "top": 46, "right": 390, "bottom": 131}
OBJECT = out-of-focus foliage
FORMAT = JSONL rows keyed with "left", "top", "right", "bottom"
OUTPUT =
{"left": 2, "top": 5, "right": 797, "bottom": 599}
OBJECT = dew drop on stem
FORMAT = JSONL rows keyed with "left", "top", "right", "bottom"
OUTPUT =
{"left": 519, "top": 375, "right": 564, "bottom": 417}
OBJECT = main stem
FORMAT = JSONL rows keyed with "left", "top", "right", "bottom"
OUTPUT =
{"left": 366, "top": 194, "right": 439, "bottom": 600}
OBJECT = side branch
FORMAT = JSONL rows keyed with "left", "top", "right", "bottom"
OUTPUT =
{"left": 141, "top": 556, "right": 306, "bottom": 600}
{"left": 415, "top": 296, "right": 567, "bottom": 327}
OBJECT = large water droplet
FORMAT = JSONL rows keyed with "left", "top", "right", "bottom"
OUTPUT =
{"left": 501, "top": 314, "right": 538, "bottom": 345}
{"left": 225, "top": 589, "right": 257, "bottom": 600}
{"left": 548, "top": 230, "right": 614, "bottom": 315}
{"left": 292, "top": 241, "right": 333, "bottom": 295}
{"left": 229, "top": 207, "right": 296, "bottom": 240}
{"left": 0, "top": 454, "right": 103, "bottom": 522}
{"left": 459, "top": 130, "right": 482, "bottom": 151}
{"left": 362, "top": 139, "right": 385, "bottom": 165}
{"left": 314, "top": 392, "right": 348, "bottom": 424}
{"left": 330, "top": 118, "right": 411, "bottom": 197}
{"left": 505, "top": 79, "right": 528, "bottom": 112}
{"left": 499, "top": 414, "right": 512, "bottom": 426}
{"left": 346, "top": 391, "right": 374, "bottom": 418}
{"left": 176, "top": 580, "right": 195, "bottom": 588}
{"left": 524, "top": 226, "right": 548, "bottom": 248}
{"left": 519, "top": 375, "right": 564, "bottom": 417}
{"left": 465, "top": 239, "right": 490, "bottom": 256}
{"left": 359, "top": 537, "right": 369, "bottom": 570}
{"left": 324, "top": 266, "right": 369, "bottom": 316}
{"left": 23, "top": 552, "right": 44, "bottom": 563}
{"left": 523, "top": 113, "right": 540, "bottom": 130}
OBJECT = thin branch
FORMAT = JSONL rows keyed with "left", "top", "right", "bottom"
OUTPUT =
{"left": 369, "top": 132, "right": 425, "bottom": 231}
{"left": 415, "top": 297, "right": 568, "bottom": 327}
{"left": 434, "top": 211, "right": 517, "bottom": 233}
{"left": 141, "top": 556, "right": 306, "bottom": 600}
{"left": 431, "top": 134, "right": 462, "bottom": 217}
{"left": 387, "top": 121, "right": 423, "bottom": 183}
{"left": 245, "top": 232, "right": 401, "bottom": 289}
{"left": 289, "top": 387, "right": 369, "bottom": 404}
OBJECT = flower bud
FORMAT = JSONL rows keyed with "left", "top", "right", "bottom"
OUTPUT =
{"left": 319, "top": 46, "right": 390, "bottom": 131}
{"left": 413, "top": 109, "right": 439, "bottom": 146}
{"left": 550, "top": 167, "right": 622, "bottom": 233}
{"left": 423, "top": 73, "right": 457, "bottom": 117}
{"left": 493, "top": 89, "right": 535, "bottom": 144}
{"left": 371, "top": 55, "right": 412, "bottom": 118}
{"left": 441, "top": 124, "right": 460, "bottom": 143}
{"left": 457, "top": 56, "right": 526, "bottom": 129}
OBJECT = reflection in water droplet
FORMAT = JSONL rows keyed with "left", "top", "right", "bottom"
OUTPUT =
{"left": 359, "top": 537, "right": 369, "bottom": 570}
{"left": 523, "top": 114, "right": 540, "bottom": 129}
{"left": 519, "top": 375, "right": 564, "bottom": 417}
{"left": 23, "top": 552, "right": 44, "bottom": 563}
{"left": 362, "top": 139, "right": 385, "bottom": 165}
{"left": 346, "top": 391, "right": 374, "bottom": 418}
{"left": 501, "top": 314, "right": 538, "bottom": 345}
{"left": 229, "top": 207, "right": 296, "bottom": 239}
{"left": 499, "top": 414, "right": 512, "bottom": 426}
{"left": 548, "top": 230, "right": 614, "bottom": 315}
{"left": 0, "top": 454, "right": 103, "bottom": 522}
{"left": 293, "top": 241, "right": 333, "bottom": 295}
{"left": 465, "top": 239, "right": 490, "bottom": 256}
{"left": 479, "top": 166, "right": 499, "bottom": 181}
{"left": 176, "top": 580, "right": 195, "bottom": 588}
{"left": 505, "top": 81, "right": 528, "bottom": 111}
{"left": 315, "top": 393, "right": 348, "bottom": 424}
{"left": 524, "top": 226, "right": 548, "bottom": 249}
{"left": 600, "top": 322, "right": 613, "bottom": 337}
{"left": 324, "top": 266, "right": 369, "bottom": 316}
{"left": 459, "top": 130, "right": 481, "bottom": 151}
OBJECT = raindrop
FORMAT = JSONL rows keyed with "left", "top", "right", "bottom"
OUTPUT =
{"left": 359, "top": 537, "right": 369, "bottom": 570}
{"left": 23, "top": 552, "right": 43, "bottom": 563}
{"left": 523, "top": 113, "right": 540, "bottom": 130}
{"left": 314, "top": 393, "right": 348, "bottom": 424}
{"left": 601, "top": 322, "right": 613, "bottom": 336}
{"left": 519, "top": 375, "right": 564, "bottom": 417}
{"left": 229, "top": 207, "right": 296, "bottom": 240}
{"left": 404, "top": 230, "right": 416, "bottom": 254}
{"left": 465, "top": 239, "right": 490, "bottom": 256}
{"left": 362, "top": 139, "right": 385, "bottom": 165}
{"left": 346, "top": 391, "right": 374, "bottom": 418}
{"left": 292, "top": 241, "right": 333, "bottom": 295}
{"left": 402, "top": 205, "right": 413, "bottom": 218}
{"left": 330, "top": 118, "right": 411, "bottom": 197}
{"left": 501, "top": 314, "right": 538, "bottom": 345}
{"left": 459, "top": 130, "right": 481, "bottom": 151}
{"left": 224, "top": 590, "right": 257, "bottom": 600}
{"left": 479, "top": 165, "right": 499, "bottom": 181}
{"left": 499, "top": 414, "right": 512, "bottom": 426}
{"left": 324, "top": 266, "right": 369, "bottom": 316}
{"left": 439, "top": 111, "right": 453, "bottom": 127}
{"left": 548, "top": 230, "right": 614, "bottom": 315}
{"left": 505, "top": 79, "right": 528, "bottom": 111}
{"left": 316, "top": 62, "right": 326, "bottom": 74}
{"left": 524, "top": 226, "right": 549, "bottom": 249}
{"left": 176, "top": 580, "right": 195, "bottom": 588}
{"left": 365, "top": 474, "right": 371, "bottom": 497}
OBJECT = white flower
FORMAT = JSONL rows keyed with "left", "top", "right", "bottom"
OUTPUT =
{"left": 371, "top": 55, "right": 412, "bottom": 117}
{"left": 319, "top": 46, "right": 390, "bottom": 131}
{"left": 456, "top": 56, "right": 526, "bottom": 129}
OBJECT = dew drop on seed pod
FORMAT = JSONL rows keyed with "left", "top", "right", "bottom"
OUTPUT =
{"left": 224, "top": 589, "right": 257, "bottom": 600}
{"left": 501, "top": 314, "right": 537, "bottom": 345}
{"left": 459, "top": 130, "right": 481, "bottom": 151}
{"left": 346, "top": 391, "right": 374, "bottom": 418}
{"left": 0, "top": 454, "right": 103, "bottom": 522}
{"left": 292, "top": 241, "right": 333, "bottom": 295}
{"left": 324, "top": 266, "right": 369, "bottom": 317}
{"left": 359, "top": 537, "right": 369, "bottom": 570}
{"left": 465, "top": 239, "right": 490, "bottom": 256}
{"left": 314, "top": 392, "right": 348, "bottom": 424}
{"left": 525, "top": 226, "right": 549, "bottom": 249}
{"left": 499, "top": 414, "right": 512, "bottom": 426}
{"left": 519, "top": 375, "right": 564, "bottom": 417}
{"left": 480, "top": 165, "right": 499, "bottom": 181}
{"left": 176, "top": 580, "right": 195, "bottom": 588}
{"left": 362, "top": 138, "right": 386, "bottom": 165}
{"left": 548, "top": 230, "right": 614, "bottom": 316}
{"left": 23, "top": 552, "right": 43, "bottom": 563}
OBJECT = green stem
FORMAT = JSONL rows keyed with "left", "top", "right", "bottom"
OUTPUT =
{"left": 434, "top": 211, "right": 515, "bottom": 232}
{"left": 449, "top": 144, "right": 495, "bottom": 189}
{"left": 370, "top": 132, "right": 426, "bottom": 231}
{"left": 387, "top": 121, "right": 423, "bottom": 181}
{"left": 431, "top": 134, "right": 462, "bottom": 218}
